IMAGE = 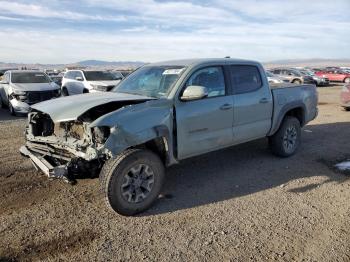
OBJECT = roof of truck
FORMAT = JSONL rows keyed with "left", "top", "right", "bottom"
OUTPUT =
{"left": 149, "top": 58, "right": 259, "bottom": 67}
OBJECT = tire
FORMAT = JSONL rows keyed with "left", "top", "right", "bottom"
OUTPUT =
{"left": 292, "top": 79, "right": 302, "bottom": 85}
{"left": 269, "top": 116, "right": 301, "bottom": 157}
{"left": 100, "top": 149, "right": 165, "bottom": 216}
{"left": 344, "top": 107, "right": 350, "bottom": 111}
{"left": 0, "top": 96, "right": 3, "bottom": 108}
{"left": 344, "top": 78, "right": 350, "bottom": 84}
{"left": 61, "top": 87, "right": 69, "bottom": 96}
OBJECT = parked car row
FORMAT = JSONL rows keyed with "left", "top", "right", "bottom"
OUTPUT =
{"left": 0, "top": 69, "right": 125, "bottom": 115}
{"left": 1, "top": 63, "right": 349, "bottom": 117}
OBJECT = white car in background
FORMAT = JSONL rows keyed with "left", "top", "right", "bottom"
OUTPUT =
{"left": 61, "top": 70, "right": 124, "bottom": 96}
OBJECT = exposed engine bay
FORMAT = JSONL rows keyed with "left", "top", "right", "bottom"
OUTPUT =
{"left": 21, "top": 99, "right": 149, "bottom": 183}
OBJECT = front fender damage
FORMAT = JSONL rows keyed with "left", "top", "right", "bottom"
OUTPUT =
{"left": 22, "top": 98, "right": 177, "bottom": 183}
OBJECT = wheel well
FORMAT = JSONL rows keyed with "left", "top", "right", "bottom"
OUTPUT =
{"left": 135, "top": 137, "right": 168, "bottom": 164}
{"left": 285, "top": 107, "right": 304, "bottom": 126}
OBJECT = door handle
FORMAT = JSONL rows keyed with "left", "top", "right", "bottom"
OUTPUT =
{"left": 259, "top": 98, "right": 269, "bottom": 104}
{"left": 220, "top": 103, "right": 232, "bottom": 110}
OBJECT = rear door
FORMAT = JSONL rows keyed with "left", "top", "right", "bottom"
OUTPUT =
{"left": 176, "top": 66, "right": 234, "bottom": 159}
{"left": 229, "top": 65, "right": 273, "bottom": 143}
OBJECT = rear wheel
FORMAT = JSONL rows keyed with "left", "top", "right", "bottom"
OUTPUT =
{"left": 61, "top": 87, "right": 69, "bottom": 96}
{"left": 100, "top": 149, "right": 165, "bottom": 216}
{"left": 269, "top": 116, "right": 301, "bottom": 157}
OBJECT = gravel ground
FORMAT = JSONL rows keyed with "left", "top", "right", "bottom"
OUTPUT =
{"left": 0, "top": 85, "right": 349, "bottom": 261}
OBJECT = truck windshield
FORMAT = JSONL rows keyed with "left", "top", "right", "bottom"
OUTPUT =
{"left": 84, "top": 71, "right": 122, "bottom": 81}
{"left": 113, "top": 66, "right": 186, "bottom": 98}
{"left": 11, "top": 72, "right": 51, "bottom": 83}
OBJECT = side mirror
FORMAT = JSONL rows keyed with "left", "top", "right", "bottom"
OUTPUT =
{"left": 75, "top": 76, "right": 83, "bottom": 81}
{"left": 181, "top": 85, "right": 208, "bottom": 101}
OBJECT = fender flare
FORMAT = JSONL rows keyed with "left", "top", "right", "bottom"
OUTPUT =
{"left": 269, "top": 102, "right": 306, "bottom": 136}
{"left": 103, "top": 124, "right": 177, "bottom": 166}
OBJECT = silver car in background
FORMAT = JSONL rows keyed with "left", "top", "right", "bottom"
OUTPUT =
{"left": 266, "top": 71, "right": 289, "bottom": 84}
{"left": 0, "top": 70, "right": 60, "bottom": 115}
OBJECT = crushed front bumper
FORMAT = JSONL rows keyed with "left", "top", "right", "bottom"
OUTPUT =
{"left": 20, "top": 145, "right": 75, "bottom": 184}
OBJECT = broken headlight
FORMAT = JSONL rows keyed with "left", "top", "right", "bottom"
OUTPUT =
{"left": 92, "top": 126, "right": 110, "bottom": 144}
{"left": 11, "top": 90, "right": 27, "bottom": 101}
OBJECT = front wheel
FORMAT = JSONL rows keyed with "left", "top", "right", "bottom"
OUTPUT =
{"left": 61, "top": 87, "right": 69, "bottom": 96}
{"left": 269, "top": 116, "right": 301, "bottom": 157}
{"left": 100, "top": 149, "right": 165, "bottom": 216}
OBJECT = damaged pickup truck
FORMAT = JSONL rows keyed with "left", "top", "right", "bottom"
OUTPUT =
{"left": 20, "top": 58, "right": 318, "bottom": 216}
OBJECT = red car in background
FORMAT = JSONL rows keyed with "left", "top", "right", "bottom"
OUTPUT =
{"left": 315, "top": 69, "right": 350, "bottom": 83}
{"left": 341, "top": 84, "right": 350, "bottom": 111}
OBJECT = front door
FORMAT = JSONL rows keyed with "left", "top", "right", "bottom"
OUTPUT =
{"left": 176, "top": 66, "right": 234, "bottom": 159}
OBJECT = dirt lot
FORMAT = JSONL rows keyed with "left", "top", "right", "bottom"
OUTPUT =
{"left": 0, "top": 86, "right": 349, "bottom": 261}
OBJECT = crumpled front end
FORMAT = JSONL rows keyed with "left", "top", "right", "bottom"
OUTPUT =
{"left": 21, "top": 110, "right": 109, "bottom": 183}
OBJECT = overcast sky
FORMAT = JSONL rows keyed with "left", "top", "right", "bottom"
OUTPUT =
{"left": 0, "top": 0, "right": 349, "bottom": 64}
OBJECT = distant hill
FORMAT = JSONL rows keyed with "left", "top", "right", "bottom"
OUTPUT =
{"left": 76, "top": 60, "right": 145, "bottom": 67}
{"left": 1, "top": 58, "right": 350, "bottom": 70}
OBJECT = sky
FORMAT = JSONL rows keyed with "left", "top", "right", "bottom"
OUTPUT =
{"left": 0, "top": 0, "right": 349, "bottom": 64}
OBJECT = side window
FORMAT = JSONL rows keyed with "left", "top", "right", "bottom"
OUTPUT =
{"left": 76, "top": 71, "right": 83, "bottom": 79}
{"left": 230, "top": 65, "right": 262, "bottom": 94}
{"left": 65, "top": 71, "right": 73, "bottom": 79}
{"left": 71, "top": 71, "right": 78, "bottom": 79}
{"left": 4, "top": 73, "right": 10, "bottom": 82}
{"left": 186, "top": 66, "right": 225, "bottom": 98}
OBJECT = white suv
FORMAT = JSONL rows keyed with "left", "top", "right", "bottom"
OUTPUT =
{"left": 61, "top": 70, "right": 124, "bottom": 96}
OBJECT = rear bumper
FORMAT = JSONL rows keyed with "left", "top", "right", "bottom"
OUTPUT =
{"left": 20, "top": 145, "right": 74, "bottom": 184}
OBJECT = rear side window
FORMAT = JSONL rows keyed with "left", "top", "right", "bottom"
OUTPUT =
{"left": 230, "top": 65, "right": 262, "bottom": 94}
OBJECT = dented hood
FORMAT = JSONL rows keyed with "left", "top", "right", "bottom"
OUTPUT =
{"left": 31, "top": 92, "right": 153, "bottom": 122}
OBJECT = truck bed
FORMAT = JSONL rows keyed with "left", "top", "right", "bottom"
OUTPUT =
{"left": 269, "top": 83, "right": 318, "bottom": 135}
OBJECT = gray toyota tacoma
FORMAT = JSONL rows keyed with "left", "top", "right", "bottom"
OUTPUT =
{"left": 20, "top": 58, "right": 318, "bottom": 216}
